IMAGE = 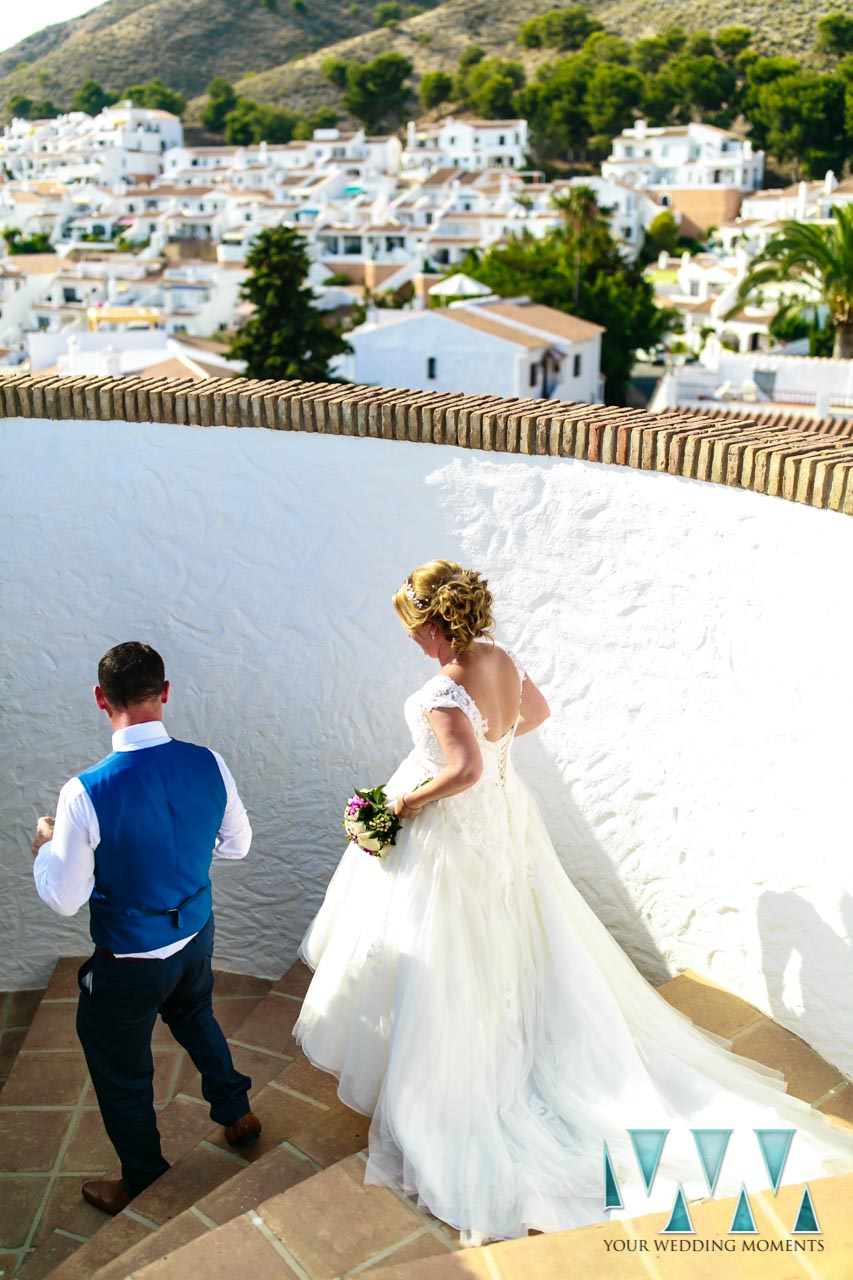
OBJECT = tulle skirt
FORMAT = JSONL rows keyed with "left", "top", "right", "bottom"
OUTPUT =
{"left": 293, "top": 754, "right": 853, "bottom": 1245}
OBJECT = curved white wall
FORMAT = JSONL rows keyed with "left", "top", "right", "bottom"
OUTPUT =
{"left": 3, "top": 417, "right": 851, "bottom": 1074}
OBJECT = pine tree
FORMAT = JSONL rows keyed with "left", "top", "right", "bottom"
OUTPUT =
{"left": 229, "top": 227, "right": 351, "bottom": 380}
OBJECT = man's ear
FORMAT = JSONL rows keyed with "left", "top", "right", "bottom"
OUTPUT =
{"left": 161, "top": 680, "right": 170, "bottom": 705}
{"left": 94, "top": 685, "right": 109, "bottom": 712}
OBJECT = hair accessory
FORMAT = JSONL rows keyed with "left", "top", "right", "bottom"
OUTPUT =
{"left": 404, "top": 582, "right": 427, "bottom": 609}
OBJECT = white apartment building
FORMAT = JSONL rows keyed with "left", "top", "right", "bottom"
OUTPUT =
{"left": 0, "top": 254, "right": 64, "bottom": 350}
{"left": 402, "top": 118, "right": 528, "bottom": 175}
{"left": 604, "top": 120, "right": 764, "bottom": 192}
{"left": 334, "top": 296, "right": 603, "bottom": 401}
{"left": 0, "top": 104, "right": 183, "bottom": 185}
{"left": 603, "top": 120, "right": 765, "bottom": 235}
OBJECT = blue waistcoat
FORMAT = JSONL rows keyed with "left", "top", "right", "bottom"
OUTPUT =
{"left": 79, "top": 739, "right": 227, "bottom": 953}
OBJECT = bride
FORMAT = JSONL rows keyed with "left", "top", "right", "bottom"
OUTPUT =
{"left": 293, "top": 559, "right": 853, "bottom": 1246}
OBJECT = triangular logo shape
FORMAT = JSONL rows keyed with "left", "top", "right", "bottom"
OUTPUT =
{"left": 660, "top": 1184, "right": 694, "bottom": 1233}
{"left": 603, "top": 1142, "right": 623, "bottom": 1210}
{"left": 691, "top": 1129, "right": 731, "bottom": 1195}
{"left": 729, "top": 1184, "right": 758, "bottom": 1233}
{"left": 628, "top": 1129, "right": 668, "bottom": 1193}
{"left": 754, "top": 1129, "right": 795, "bottom": 1193}
{"left": 792, "top": 1185, "right": 821, "bottom": 1234}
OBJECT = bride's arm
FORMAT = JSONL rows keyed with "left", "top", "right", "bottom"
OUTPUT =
{"left": 394, "top": 707, "right": 483, "bottom": 817}
{"left": 514, "top": 674, "right": 550, "bottom": 737}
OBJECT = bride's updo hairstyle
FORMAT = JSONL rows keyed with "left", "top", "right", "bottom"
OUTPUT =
{"left": 393, "top": 559, "right": 494, "bottom": 653}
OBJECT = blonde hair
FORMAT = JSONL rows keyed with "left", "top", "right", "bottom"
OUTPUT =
{"left": 393, "top": 560, "right": 494, "bottom": 654}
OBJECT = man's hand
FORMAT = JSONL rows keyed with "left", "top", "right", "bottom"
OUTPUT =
{"left": 32, "top": 816, "right": 55, "bottom": 858}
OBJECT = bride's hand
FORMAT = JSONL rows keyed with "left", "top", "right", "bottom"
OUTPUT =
{"left": 394, "top": 794, "right": 423, "bottom": 819}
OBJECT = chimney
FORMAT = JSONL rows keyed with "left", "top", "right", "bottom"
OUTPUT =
{"left": 796, "top": 181, "right": 808, "bottom": 220}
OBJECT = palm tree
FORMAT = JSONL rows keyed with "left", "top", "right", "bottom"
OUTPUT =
{"left": 729, "top": 204, "right": 853, "bottom": 359}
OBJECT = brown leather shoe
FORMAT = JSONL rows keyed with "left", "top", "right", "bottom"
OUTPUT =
{"left": 224, "top": 1110, "right": 262, "bottom": 1148}
{"left": 81, "top": 1179, "right": 132, "bottom": 1215}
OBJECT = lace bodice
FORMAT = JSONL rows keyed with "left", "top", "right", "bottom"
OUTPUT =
{"left": 402, "top": 643, "right": 525, "bottom": 780}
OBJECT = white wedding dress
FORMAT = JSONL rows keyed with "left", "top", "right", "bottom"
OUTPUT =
{"left": 294, "top": 645, "right": 853, "bottom": 1245}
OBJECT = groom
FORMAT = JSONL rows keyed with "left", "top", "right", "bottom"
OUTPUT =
{"left": 31, "top": 641, "right": 261, "bottom": 1215}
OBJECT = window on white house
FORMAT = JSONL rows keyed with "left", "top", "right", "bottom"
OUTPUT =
{"left": 573, "top": 353, "right": 582, "bottom": 377}
{"left": 427, "top": 356, "right": 437, "bottom": 379}
{"left": 529, "top": 364, "right": 538, "bottom": 387}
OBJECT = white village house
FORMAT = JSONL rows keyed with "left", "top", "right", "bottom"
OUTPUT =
{"left": 0, "top": 103, "right": 184, "bottom": 185}
{"left": 603, "top": 120, "right": 765, "bottom": 236}
{"left": 402, "top": 118, "right": 529, "bottom": 176}
{"left": 333, "top": 297, "right": 603, "bottom": 401}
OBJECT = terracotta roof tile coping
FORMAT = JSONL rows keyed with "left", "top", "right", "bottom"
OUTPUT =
{"left": 1, "top": 373, "right": 850, "bottom": 514}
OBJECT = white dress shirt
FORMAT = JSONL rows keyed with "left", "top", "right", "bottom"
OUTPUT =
{"left": 33, "top": 721, "right": 252, "bottom": 958}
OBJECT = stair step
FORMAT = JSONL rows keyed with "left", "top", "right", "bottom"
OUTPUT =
{"left": 42, "top": 993, "right": 371, "bottom": 1278}
{"left": 89, "top": 1145, "right": 322, "bottom": 1280}
{"left": 0, "top": 988, "right": 47, "bottom": 1095}
{"left": 117, "top": 1164, "right": 853, "bottom": 1280}
{"left": 2, "top": 957, "right": 272, "bottom": 1279}
{"left": 355, "top": 1172, "right": 853, "bottom": 1279}
{"left": 11, "top": 963, "right": 852, "bottom": 1280}
{"left": 126, "top": 1151, "right": 458, "bottom": 1280}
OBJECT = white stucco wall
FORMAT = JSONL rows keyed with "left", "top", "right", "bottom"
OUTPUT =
{"left": 2, "top": 417, "right": 851, "bottom": 1075}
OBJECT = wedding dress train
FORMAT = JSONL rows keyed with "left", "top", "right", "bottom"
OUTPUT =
{"left": 293, "top": 645, "right": 853, "bottom": 1245}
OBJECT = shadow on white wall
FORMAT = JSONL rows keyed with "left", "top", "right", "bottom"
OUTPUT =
{"left": 3, "top": 418, "right": 851, "bottom": 1076}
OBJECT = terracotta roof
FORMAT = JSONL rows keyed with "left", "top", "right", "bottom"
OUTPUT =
{"left": 13, "top": 254, "right": 63, "bottom": 274}
{"left": 449, "top": 118, "right": 525, "bottom": 130}
{"left": 481, "top": 301, "right": 604, "bottom": 343}
{"left": 438, "top": 308, "right": 547, "bottom": 350}
{"left": 422, "top": 167, "right": 463, "bottom": 187}
{"left": 176, "top": 334, "right": 232, "bottom": 355}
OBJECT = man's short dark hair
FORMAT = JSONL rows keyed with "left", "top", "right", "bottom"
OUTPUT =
{"left": 98, "top": 642, "right": 166, "bottom": 707}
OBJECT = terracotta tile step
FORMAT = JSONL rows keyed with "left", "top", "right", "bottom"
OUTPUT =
{"left": 89, "top": 1143, "right": 323, "bottom": 1280}
{"left": 9, "top": 957, "right": 279, "bottom": 1280}
{"left": 0, "top": 989, "right": 47, "bottom": 1092}
{"left": 128, "top": 1152, "right": 458, "bottom": 1280}
{"left": 47, "top": 1045, "right": 366, "bottom": 1280}
{"left": 359, "top": 1172, "right": 853, "bottom": 1279}
{"left": 656, "top": 969, "right": 849, "bottom": 1105}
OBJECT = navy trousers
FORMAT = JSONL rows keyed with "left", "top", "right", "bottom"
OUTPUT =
{"left": 76, "top": 914, "right": 252, "bottom": 1197}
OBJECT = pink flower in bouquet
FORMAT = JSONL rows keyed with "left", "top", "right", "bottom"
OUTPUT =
{"left": 345, "top": 796, "right": 371, "bottom": 819}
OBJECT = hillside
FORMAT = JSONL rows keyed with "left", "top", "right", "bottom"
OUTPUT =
{"left": 0, "top": 0, "right": 425, "bottom": 111}
{"left": 206, "top": 0, "right": 838, "bottom": 120}
{"left": 0, "top": 0, "right": 840, "bottom": 124}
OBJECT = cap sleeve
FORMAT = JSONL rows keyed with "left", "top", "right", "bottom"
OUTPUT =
{"left": 420, "top": 675, "right": 488, "bottom": 738}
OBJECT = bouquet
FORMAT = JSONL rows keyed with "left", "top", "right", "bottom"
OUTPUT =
{"left": 343, "top": 786, "right": 401, "bottom": 858}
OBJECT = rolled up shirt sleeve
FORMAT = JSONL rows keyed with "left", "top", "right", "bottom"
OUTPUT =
{"left": 33, "top": 777, "right": 98, "bottom": 916}
{"left": 211, "top": 751, "right": 252, "bottom": 860}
